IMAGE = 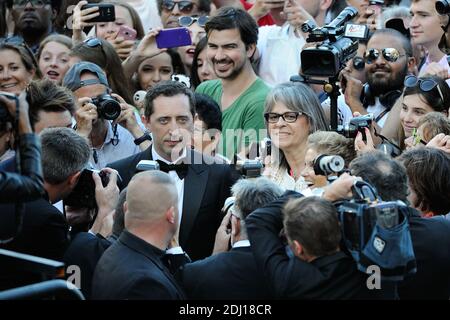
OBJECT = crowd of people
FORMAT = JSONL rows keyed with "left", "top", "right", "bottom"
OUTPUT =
{"left": 0, "top": 0, "right": 450, "bottom": 300}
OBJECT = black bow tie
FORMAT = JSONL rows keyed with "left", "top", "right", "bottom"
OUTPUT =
{"left": 156, "top": 160, "right": 188, "bottom": 179}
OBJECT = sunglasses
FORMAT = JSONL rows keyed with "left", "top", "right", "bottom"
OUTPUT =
{"left": 264, "top": 112, "right": 304, "bottom": 123}
{"left": 352, "top": 56, "right": 365, "bottom": 70}
{"left": 84, "top": 37, "right": 102, "bottom": 48}
{"left": 404, "top": 75, "right": 445, "bottom": 103}
{"left": 411, "top": 128, "right": 427, "bottom": 146}
{"left": 178, "top": 15, "right": 208, "bottom": 28}
{"left": 12, "top": 0, "right": 51, "bottom": 9}
{"left": 0, "top": 36, "right": 36, "bottom": 62}
{"left": 364, "top": 48, "right": 406, "bottom": 64}
{"left": 162, "top": 0, "right": 196, "bottom": 13}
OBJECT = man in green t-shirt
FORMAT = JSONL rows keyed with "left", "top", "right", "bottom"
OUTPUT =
{"left": 196, "top": 7, "right": 270, "bottom": 159}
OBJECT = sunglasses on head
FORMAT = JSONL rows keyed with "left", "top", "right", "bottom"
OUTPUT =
{"left": 404, "top": 75, "right": 445, "bottom": 103}
{"left": 12, "top": 0, "right": 51, "bottom": 9}
{"left": 178, "top": 15, "right": 208, "bottom": 28}
{"left": 162, "top": 0, "right": 196, "bottom": 13}
{"left": 364, "top": 48, "right": 406, "bottom": 64}
{"left": 83, "top": 37, "right": 102, "bottom": 48}
{"left": 0, "top": 36, "right": 36, "bottom": 61}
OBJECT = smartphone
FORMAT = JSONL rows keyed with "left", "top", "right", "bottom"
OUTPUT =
{"left": 117, "top": 25, "right": 137, "bottom": 41}
{"left": 81, "top": 3, "right": 115, "bottom": 23}
{"left": 64, "top": 169, "right": 109, "bottom": 209}
{"left": 156, "top": 28, "right": 192, "bottom": 49}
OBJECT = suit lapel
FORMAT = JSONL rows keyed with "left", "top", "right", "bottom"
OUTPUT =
{"left": 179, "top": 150, "right": 208, "bottom": 247}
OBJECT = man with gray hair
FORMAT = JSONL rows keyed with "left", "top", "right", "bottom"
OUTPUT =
{"left": 174, "top": 177, "right": 283, "bottom": 299}
{"left": 91, "top": 171, "right": 186, "bottom": 300}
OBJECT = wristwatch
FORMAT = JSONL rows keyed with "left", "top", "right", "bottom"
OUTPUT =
{"left": 134, "top": 132, "right": 152, "bottom": 145}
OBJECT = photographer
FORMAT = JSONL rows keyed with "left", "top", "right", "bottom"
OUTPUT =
{"left": 175, "top": 177, "right": 283, "bottom": 299}
{"left": 63, "top": 61, "right": 150, "bottom": 169}
{"left": 349, "top": 151, "right": 450, "bottom": 299}
{"left": 245, "top": 176, "right": 375, "bottom": 299}
{"left": 342, "top": 29, "right": 416, "bottom": 128}
{"left": 0, "top": 92, "right": 44, "bottom": 202}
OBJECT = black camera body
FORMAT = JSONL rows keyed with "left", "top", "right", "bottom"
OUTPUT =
{"left": 337, "top": 113, "right": 372, "bottom": 139}
{"left": 301, "top": 7, "right": 365, "bottom": 77}
{"left": 436, "top": 0, "right": 450, "bottom": 14}
{"left": 91, "top": 94, "right": 121, "bottom": 121}
{"left": 235, "top": 159, "right": 263, "bottom": 178}
{"left": 0, "top": 92, "right": 16, "bottom": 124}
{"left": 64, "top": 169, "right": 110, "bottom": 209}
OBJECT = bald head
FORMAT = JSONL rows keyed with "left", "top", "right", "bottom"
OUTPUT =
{"left": 125, "top": 171, "right": 178, "bottom": 225}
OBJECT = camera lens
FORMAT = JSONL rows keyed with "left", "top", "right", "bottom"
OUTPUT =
{"left": 101, "top": 100, "right": 121, "bottom": 120}
{"left": 436, "top": 0, "right": 450, "bottom": 14}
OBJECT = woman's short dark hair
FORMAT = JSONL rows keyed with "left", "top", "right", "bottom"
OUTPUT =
{"left": 194, "top": 93, "right": 221, "bottom": 131}
{"left": 205, "top": 6, "right": 258, "bottom": 49}
{"left": 71, "top": 38, "right": 134, "bottom": 104}
{"left": 190, "top": 36, "right": 208, "bottom": 89}
{"left": 398, "top": 147, "right": 450, "bottom": 215}
{"left": 403, "top": 76, "right": 450, "bottom": 114}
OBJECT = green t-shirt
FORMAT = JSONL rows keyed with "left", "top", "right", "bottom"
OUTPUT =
{"left": 196, "top": 78, "right": 270, "bottom": 158}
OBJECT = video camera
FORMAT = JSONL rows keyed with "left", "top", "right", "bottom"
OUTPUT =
{"left": 335, "top": 180, "right": 416, "bottom": 280}
{"left": 301, "top": 7, "right": 368, "bottom": 77}
{"left": 91, "top": 94, "right": 121, "bottom": 121}
{"left": 234, "top": 159, "right": 263, "bottom": 178}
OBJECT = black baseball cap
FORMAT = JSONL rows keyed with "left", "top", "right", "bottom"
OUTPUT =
{"left": 63, "top": 61, "right": 109, "bottom": 92}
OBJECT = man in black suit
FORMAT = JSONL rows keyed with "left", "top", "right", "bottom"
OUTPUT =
{"left": 350, "top": 151, "right": 450, "bottom": 299}
{"left": 176, "top": 177, "right": 283, "bottom": 299}
{"left": 109, "top": 81, "right": 238, "bottom": 260}
{"left": 246, "top": 184, "right": 373, "bottom": 299}
{"left": 91, "top": 171, "right": 186, "bottom": 300}
{"left": 0, "top": 127, "right": 91, "bottom": 290}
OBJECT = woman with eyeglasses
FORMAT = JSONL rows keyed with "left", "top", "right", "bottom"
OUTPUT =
{"left": 399, "top": 75, "right": 450, "bottom": 149}
{"left": 72, "top": 0, "right": 144, "bottom": 59}
{"left": 37, "top": 34, "right": 72, "bottom": 85}
{"left": 190, "top": 37, "right": 216, "bottom": 89}
{"left": 176, "top": 15, "right": 208, "bottom": 75}
{"left": 262, "top": 82, "right": 329, "bottom": 192}
{"left": 0, "top": 40, "right": 41, "bottom": 96}
{"left": 70, "top": 37, "right": 134, "bottom": 105}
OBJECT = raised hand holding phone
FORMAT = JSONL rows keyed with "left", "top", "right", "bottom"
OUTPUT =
{"left": 156, "top": 27, "right": 192, "bottom": 49}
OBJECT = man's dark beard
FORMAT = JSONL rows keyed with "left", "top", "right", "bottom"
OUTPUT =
{"left": 367, "top": 62, "right": 408, "bottom": 97}
{"left": 213, "top": 58, "right": 246, "bottom": 81}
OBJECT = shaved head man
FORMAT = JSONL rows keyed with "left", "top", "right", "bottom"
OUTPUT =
{"left": 125, "top": 171, "right": 179, "bottom": 249}
{"left": 92, "top": 170, "right": 186, "bottom": 300}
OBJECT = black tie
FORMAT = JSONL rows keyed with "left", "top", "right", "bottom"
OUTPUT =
{"left": 156, "top": 160, "right": 188, "bottom": 180}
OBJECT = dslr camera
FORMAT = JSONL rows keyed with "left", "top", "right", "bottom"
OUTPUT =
{"left": 234, "top": 159, "right": 263, "bottom": 178}
{"left": 436, "top": 0, "right": 450, "bottom": 14}
{"left": 337, "top": 113, "right": 372, "bottom": 140}
{"left": 313, "top": 154, "right": 345, "bottom": 176}
{"left": 0, "top": 92, "right": 16, "bottom": 124}
{"left": 91, "top": 94, "right": 121, "bottom": 121}
{"left": 301, "top": 7, "right": 369, "bottom": 77}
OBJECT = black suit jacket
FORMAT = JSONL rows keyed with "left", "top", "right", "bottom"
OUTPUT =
{"left": 246, "top": 192, "right": 372, "bottom": 300}
{"left": 108, "top": 147, "right": 239, "bottom": 260}
{"left": 91, "top": 230, "right": 186, "bottom": 300}
{"left": 0, "top": 197, "right": 69, "bottom": 290}
{"left": 63, "top": 232, "right": 112, "bottom": 300}
{"left": 177, "top": 246, "right": 273, "bottom": 300}
{"left": 398, "top": 211, "right": 450, "bottom": 299}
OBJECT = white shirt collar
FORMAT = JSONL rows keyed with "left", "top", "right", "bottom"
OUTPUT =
{"left": 232, "top": 240, "right": 251, "bottom": 248}
{"left": 151, "top": 146, "right": 187, "bottom": 164}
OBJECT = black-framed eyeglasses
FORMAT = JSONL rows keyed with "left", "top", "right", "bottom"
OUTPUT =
{"left": 0, "top": 36, "right": 36, "bottom": 63}
{"left": 162, "top": 0, "right": 196, "bottom": 13}
{"left": 178, "top": 15, "right": 208, "bottom": 28}
{"left": 264, "top": 112, "right": 303, "bottom": 123}
{"left": 364, "top": 48, "right": 406, "bottom": 64}
{"left": 352, "top": 56, "right": 365, "bottom": 70}
{"left": 404, "top": 75, "right": 445, "bottom": 103}
{"left": 12, "top": 0, "right": 51, "bottom": 9}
